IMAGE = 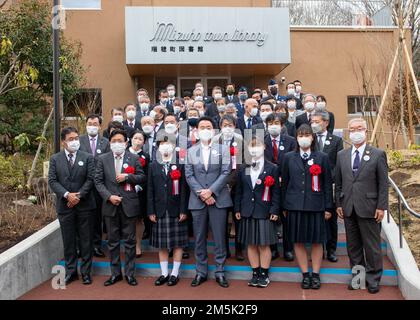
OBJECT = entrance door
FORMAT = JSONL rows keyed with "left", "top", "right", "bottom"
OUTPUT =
{"left": 178, "top": 77, "right": 202, "bottom": 98}
{"left": 205, "top": 77, "right": 230, "bottom": 96}
{"left": 178, "top": 77, "right": 231, "bottom": 98}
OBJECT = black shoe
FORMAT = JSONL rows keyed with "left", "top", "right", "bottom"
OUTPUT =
{"left": 155, "top": 275, "right": 169, "bottom": 286}
{"left": 311, "top": 275, "right": 321, "bottom": 289}
{"left": 226, "top": 251, "right": 232, "bottom": 259}
{"left": 82, "top": 274, "right": 92, "bottom": 285}
{"left": 235, "top": 251, "right": 245, "bottom": 261}
{"left": 271, "top": 251, "right": 280, "bottom": 260}
{"left": 167, "top": 275, "right": 179, "bottom": 286}
{"left": 327, "top": 251, "right": 338, "bottom": 263}
{"left": 284, "top": 251, "right": 295, "bottom": 262}
{"left": 248, "top": 273, "right": 259, "bottom": 287}
{"left": 125, "top": 276, "right": 138, "bottom": 286}
{"left": 257, "top": 275, "right": 270, "bottom": 288}
{"left": 301, "top": 275, "right": 311, "bottom": 289}
{"left": 93, "top": 247, "right": 105, "bottom": 258}
{"left": 76, "top": 250, "right": 81, "bottom": 258}
{"left": 136, "top": 253, "right": 142, "bottom": 258}
{"left": 191, "top": 275, "right": 207, "bottom": 287}
{"left": 104, "top": 274, "right": 123, "bottom": 286}
{"left": 64, "top": 273, "right": 79, "bottom": 286}
{"left": 182, "top": 251, "right": 190, "bottom": 259}
{"left": 169, "top": 250, "right": 173, "bottom": 258}
{"left": 368, "top": 284, "right": 380, "bottom": 294}
{"left": 215, "top": 275, "right": 229, "bottom": 288}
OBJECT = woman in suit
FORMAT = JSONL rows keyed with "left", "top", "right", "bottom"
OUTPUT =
{"left": 128, "top": 130, "right": 150, "bottom": 258}
{"left": 148, "top": 136, "right": 188, "bottom": 287}
{"left": 281, "top": 124, "right": 333, "bottom": 290}
{"left": 234, "top": 136, "right": 280, "bottom": 288}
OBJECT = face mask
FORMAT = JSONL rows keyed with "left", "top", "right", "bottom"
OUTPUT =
{"left": 295, "top": 85, "right": 302, "bottom": 93}
{"left": 214, "top": 93, "right": 222, "bottom": 100}
{"left": 173, "top": 106, "right": 181, "bottom": 114}
{"left": 195, "top": 96, "right": 203, "bottom": 101}
{"left": 159, "top": 144, "right": 174, "bottom": 156}
{"left": 298, "top": 137, "right": 312, "bottom": 149}
{"left": 140, "top": 103, "right": 149, "bottom": 112}
{"left": 199, "top": 110, "right": 205, "bottom": 117}
{"left": 67, "top": 140, "right": 80, "bottom": 152}
{"left": 142, "top": 125, "right": 154, "bottom": 135}
{"left": 160, "top": 98, "right": 168, "bottom": 104}
{"left": 311, "top": 123, "right": 323, "bottom": 134}
{"left": 250, "top": 107, "right": 258, "bottom": 117}
{"left": 287, "top": 88, "right": 295, "bottom": 95}
{"left": 270, "top": 87, "right": 278, "bottom": 95}
{"left": 168, "top": 90, "right": 175, "bottom": 97}
{"left": 113, "top": 115, "right": 123, "bottom": 123}
{"left": 86, "top": 126, "right": 98, "bottom": 136}
{"left": 304, "top": 102, "right": 315, "bottom": 112}
{"left": 268, "top": 125, "right": 281, "bottom": 137}
{"left": 287, "top": 101, "right": 296, "bottom": 110}
{"left": 249, "top": 146, "right": 264, "bottom": 158}
{"left": 188, "top": 117, "right": 199, "bottom": 127}
{"left": 126, "top": 110, "right": 136, "bottom": 120}
{"left": 149, "top": 110, "right": 157, "bottom": 120}
{"left": 349, "top": 131, "right": 366, "bottom": 145}
{"left": 196, "top": 86, "right": 204, "bottom": 92}
{"left": 217, "top": 104, "right": 226, "bottom": 113}
{"left": 316, "top": 101, "right": 326, "bottom": 110}
{"left": 222, "top": 127, "right": 234, "bottom": 137}
{"left": 260, "top": 111, "right": 272, "bottom": 122}
{"left": 226, "top": 89, "right": 234, "bottom": 95}
{"left": 198, "top": 129, "right": 213, "bottom": 141}
{"left": 132, "top": 139, "right": 143, "bottom": 149}
{"left": 165, "top": 123, "right": 177, "bottom": 135}
{"left": 110, "top": 142, "right": 126, "bottom": 155}
{"left": 239, "top": 94, "right": 248, "bottom": 101}
{"left": 262, "top": 93, "right": 268, "bottom": 99}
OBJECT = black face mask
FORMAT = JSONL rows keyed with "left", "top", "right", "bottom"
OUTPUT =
{"left": 270, "top": 87, "right": 278, "bottom": 95}
{"left": 188, "top": 118, "right": 199, "bottom": 127}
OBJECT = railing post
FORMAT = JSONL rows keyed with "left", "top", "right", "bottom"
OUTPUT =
{"left": 398, "top": 197, "right": 403, "bottom": 249}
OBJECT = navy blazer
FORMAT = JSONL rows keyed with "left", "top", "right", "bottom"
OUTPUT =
{"left": 295, "top": 112, "right": 310, "bottom": 133}
{"left": 147, "top": 160, "right": 188, "bottom": 218}
{"left": 315, "top": 132, "right": 343, "bottom": 182}
{"left": 264, "top": 134, "right": 297, "bottom": 174}
{"left": 234, "top": 160, "right": 280, "bottom": 219}
{"left": 237, "top": 115, "right": 263, "bottom": 135}
{"left": 281, "top": 151, "right": 333, "bottom": 212}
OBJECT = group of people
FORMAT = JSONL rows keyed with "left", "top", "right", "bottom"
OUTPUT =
{"left": 48, "top": 79, "right": 388, "bottom": 294}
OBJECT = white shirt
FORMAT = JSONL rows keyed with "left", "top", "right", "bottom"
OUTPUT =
{"left": 113, "top": 151, "right": 125, "bottom": 174}
{"left": 251, "top": 158, "right": 264, "bottom": 188}
{"left": 351, "top": 143, "right": 366, "bottom": 169}
{"left": 65, "top": 149, "right": 77, "bottom": 163}
{"left": 201, "top": 143, "right": 212, "bottom": 170}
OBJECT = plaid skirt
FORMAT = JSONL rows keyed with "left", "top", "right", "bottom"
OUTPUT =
{"left": 238, "top": 217, "right": 277, "bottom": 246}
{"left": 150, "top": 212, "right": 189, "bottom": 249}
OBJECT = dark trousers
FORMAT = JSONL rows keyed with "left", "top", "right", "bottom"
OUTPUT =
{"left": 58, "top": 209, "right": 93, "bottom": 276}
{"left": 104, "top": 206, "right": 137, "bottom": 278}
{"left": 92, "top": 189, "right": 103, "bottom": 249}
{"left": 225, "top": 209, "right": 242, "bottom": 255}
{"left": 326, "top": 210, "right": 338, "bottom": 252}
{"left": 271, "top": 214, "right": 293, "bottom": 254}
{"left": 344, "top": 209, "right": 383, "bottom": 287}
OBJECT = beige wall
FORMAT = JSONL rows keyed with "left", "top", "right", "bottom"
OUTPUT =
{"left": 63, "top": 0, "right": 401, "bottom": 142}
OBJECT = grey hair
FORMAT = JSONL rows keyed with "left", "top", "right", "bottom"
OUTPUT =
{"left": 226, "top": 103, "right": 237, "bottom": 111}
{"left": 348, "top": 118, "right": 367, "bottom": 129}
{"left": 303, "top": 93, "right": 317, "bottom": 101}
{"left": 312, "top": 111, "right": 330, "bottom": 122}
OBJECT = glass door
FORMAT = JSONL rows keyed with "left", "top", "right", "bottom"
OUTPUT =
{"left": 178, "top": 77, "right": 203, "bottom": 98}
{"left": 205, "top": 77, "right": 230, "bottom": 96}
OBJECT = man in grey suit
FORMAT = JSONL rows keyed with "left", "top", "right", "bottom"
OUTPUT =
{"left": 95, "top": 129, "right": 146, "bottom": 287}
{"left": 185, "top": 116, "right": 232, "bottom": 288}
{"left": 79, "top": 114, "right": 110, "bottom": 257}
{"left": 48, "top": 127, "right": 96, "bottom": 285}
{"left": 335, "top": 118, "right": 388, "bottom": 294}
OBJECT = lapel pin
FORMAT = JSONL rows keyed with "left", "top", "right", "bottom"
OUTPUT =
{"left": 232, "top": 142, "right": 238, "bottom": 147}
{"left": 171, "top": 165, "right": 177, "bottom": 170}
{"left": 279, "top": 145, "right": 285, "bottom": 151}
{"left": 123, "top": 163, "right": 129, "bottom": 169}
{"left": 256, "top": 179, "right": 262, "bottom": 185}
{"left": 325, "top": 140, "right": 331, "bottom": 145}
{"left": 366, "top": 150, "right": 370, "bottom": 154}
{"left": 308, "top": 159, "right": 314, "bottom": 166}
{"left": 175, "top": 147, "right": 180, "bottom": 152}
{"left": 363, "top": 155, "right": 370, "bottom": 161}
{"left": 78, "top": 161, "right": 84, "bottom": 166}
{"left": 212, "top": 150, "right": 218, "bottom": 155}
{"left": 96, "top": 149, "right": 102, "bottom": 154}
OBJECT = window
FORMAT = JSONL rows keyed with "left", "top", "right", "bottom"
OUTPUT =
{"left": 347, "top": 96, "right": 380, "bottom": 114}
{"left": 61, "top": 0, "right": 101, "bottom": 10}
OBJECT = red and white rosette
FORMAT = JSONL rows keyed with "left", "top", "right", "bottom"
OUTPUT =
{"left": 262, "top": 176, "right": 275, "bottom": 202}
{"left": 230, "top": 146, "right": 237, "bottom": 170}
{"left": 123, "top": 166, "right": 135, "bottom": 191}
{"left": 309, "top": 164, "right": 322, "bottom": 192}
{"left": 169, "top": 169, "right": 181, "bottom": 195}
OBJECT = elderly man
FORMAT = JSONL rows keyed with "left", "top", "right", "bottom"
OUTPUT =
{"left": 237, "top": 98, "right": 262, "bottom": 136}
{"left": 335, "top": 118, "right": 388, "bottom": 294}
{"left": 295, "top": 93, "right": 317, "bottom": 132}
{"left": 137, "top": 95, "right": 152, "bottom": 118}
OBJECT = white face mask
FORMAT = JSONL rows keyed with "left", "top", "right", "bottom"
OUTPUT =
{"left": 198, "top": 110, "right": 205, "bottom": 117}
{"left": 173, "top": 106, "right": 181, "bottom": 114}
{"left": 295, "top": 85, "right": 302, "bottom": 93}
{"left": 304, "top": 102, "right": 315, "bottom": 112}
{"left": 316, "top": 101, "right": 326, "bottom": 110}
{"left": 86, "top": 126, "right": 98, "bottom": 136}
{"left": 165, "top": 123, "right": 177, "bottom": 135}
{"left": 249, "top": 146, "right": 264, "bottom": 158}
{"left": 149, "top": 110, "right": 157, "bottom": 120}
{"left": 349, "top": 131, "right": 366, "bottom": 145}
{"left": 221, "top": 127, "right": 234, "bottom": 137}
{"left": 260, "top": 111, "right": 272, "bottom": 122}
{"left": 287, "top": 88, "right": 295, "bottom": 95}
{"left": 160, "top": 98, "right": 168, "bottom": 104}
{"left": 126, "top": 110, "right": 136, "bottom": 120}
{"left": 110, "top": 142, "right": 126, "bottom": 155}
{"left": 168, "top": 90, "right": 175, "bottom": 97}
{"left": 298, "top": 137, "right": 312, "bottom": 149}
{"left": 140, "top": 103, "right": 149, "bottom": 112}
{"left": 217, "top": 104, "right": 226, "bottom": 113}
{"left": 311, "top": 123, "right": 323, "bottom": 134}
{"left": 67, "top": 140, "right": 80, "bottom": 153}
{"left": 262, "top": 93, "right": 269, "bottom": 99}
{"left": 214, "top": 93, "right": 222, "bottom": 100}
{"left": 142, "top": 125, "right": 154, "bottom": 135}
{"left": 287, "top": 101, "right": 296, "bottom": 110}
{"left": 159, "top": 144, "right": 174, "bottom": 156}
{"left": 250, "top": 107, "right": 258, "bottom": 117}
{"left": 131, "top": 138, "right": 143, "bottom": 149}
{"left": 268, "top": 125, "right": 281, "bottom": 137}
{"left": 112, "top": 115, "right": 124, "bottom": 123}
{"left": 198, "top": 129, "right": 213, "bottom": 141}
{"left": 195, "top": 96, "right": 203, "bottom": 101}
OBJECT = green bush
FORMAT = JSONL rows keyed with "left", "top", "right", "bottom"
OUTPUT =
{"left": 388, "top": 150, "right": 404, "bottom": 167}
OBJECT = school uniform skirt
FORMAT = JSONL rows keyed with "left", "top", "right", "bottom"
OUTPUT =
{"left": 287, "top": 211, "right": 327, "bottom": 244}
{"left": 150, "top": 211, "right": 189, "bottom": 250}
{"left": 237, "top": 217, "right": 277, "bottom": 246}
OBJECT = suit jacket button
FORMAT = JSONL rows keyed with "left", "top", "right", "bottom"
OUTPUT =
{"left": 302, "top": 191, "right": 304, "bottom": 193}
{"left": 164, "top": 184, "right": 167, "bottom": 187}
{"left": 252, "top": 198, "right": 254, "bottom": 202}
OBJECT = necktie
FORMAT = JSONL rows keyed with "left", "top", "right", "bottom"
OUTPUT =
{"left": 252, "top": 161, "right": 260, "bottom": 170}
{"left": 302, "top": 153, "right": 309, "bottom": 161}
{"left": 90, "top": 138, "right": 96, "bottom": 155}
{"left": 317, "top": 134, "right": 324, "bottom": 151}
{"left": 68, "top": 153, "right": 74, "bottom": 167}
{"left": 353, "top": 150, "right": 360, "bottom": 176}
{"left": 272, "top": 139, "right": 278, "bottom": 162}
{"left": 247, "top": 117, "right": 252, "bottom": 129}
{"left": 308, "top": 113, "right": 311, "bottom": 123}
{"left": 115, "top": 156, "right": 122, "bottom": 175}
{"left": 129, "top": 121, "right": 134, "bottom": 128}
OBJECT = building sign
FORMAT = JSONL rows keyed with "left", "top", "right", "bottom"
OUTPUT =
{"left": 125, "top": 7, "right": 290, "bottom": 65}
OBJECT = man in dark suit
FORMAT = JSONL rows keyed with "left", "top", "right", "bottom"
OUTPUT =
{"left": 315, "top": 95, "right": 335, "bottom": 134}
{"left": 295, "top": 93, "right": 316, "bottom": 132}
{"left": 48, "top": 127, "right": 96, "bottom": 285}
{"left": 79, "top": 114, "right": 110, "bottom": 258}
{"left": 137, "top": 95, "right": 152, "bottom": 119}
{"left": 237, "top": 98, "right": 262, "bottom": 136}
{"left": 263, "top": 113, "right": 297, "bottom": 261}
{"left": 95, "top": 129, "right": 146, "bottom": 286}
{"left": 335, "top": 118, "right": 388, "bottom": 294}
{"left": 166, "top": 84, "right": 177, "bottom": 110}
{"left": 225, "top": 83, "right": 239, "bottom": 105}
{"left": 235, "top": 86, "right": 249, "bottom": 118}
{"left": 123, "top": 103, "right": 142, "bottom": 131}
{"left": 311, "top": 111, "right": 343, "bottom": 262}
